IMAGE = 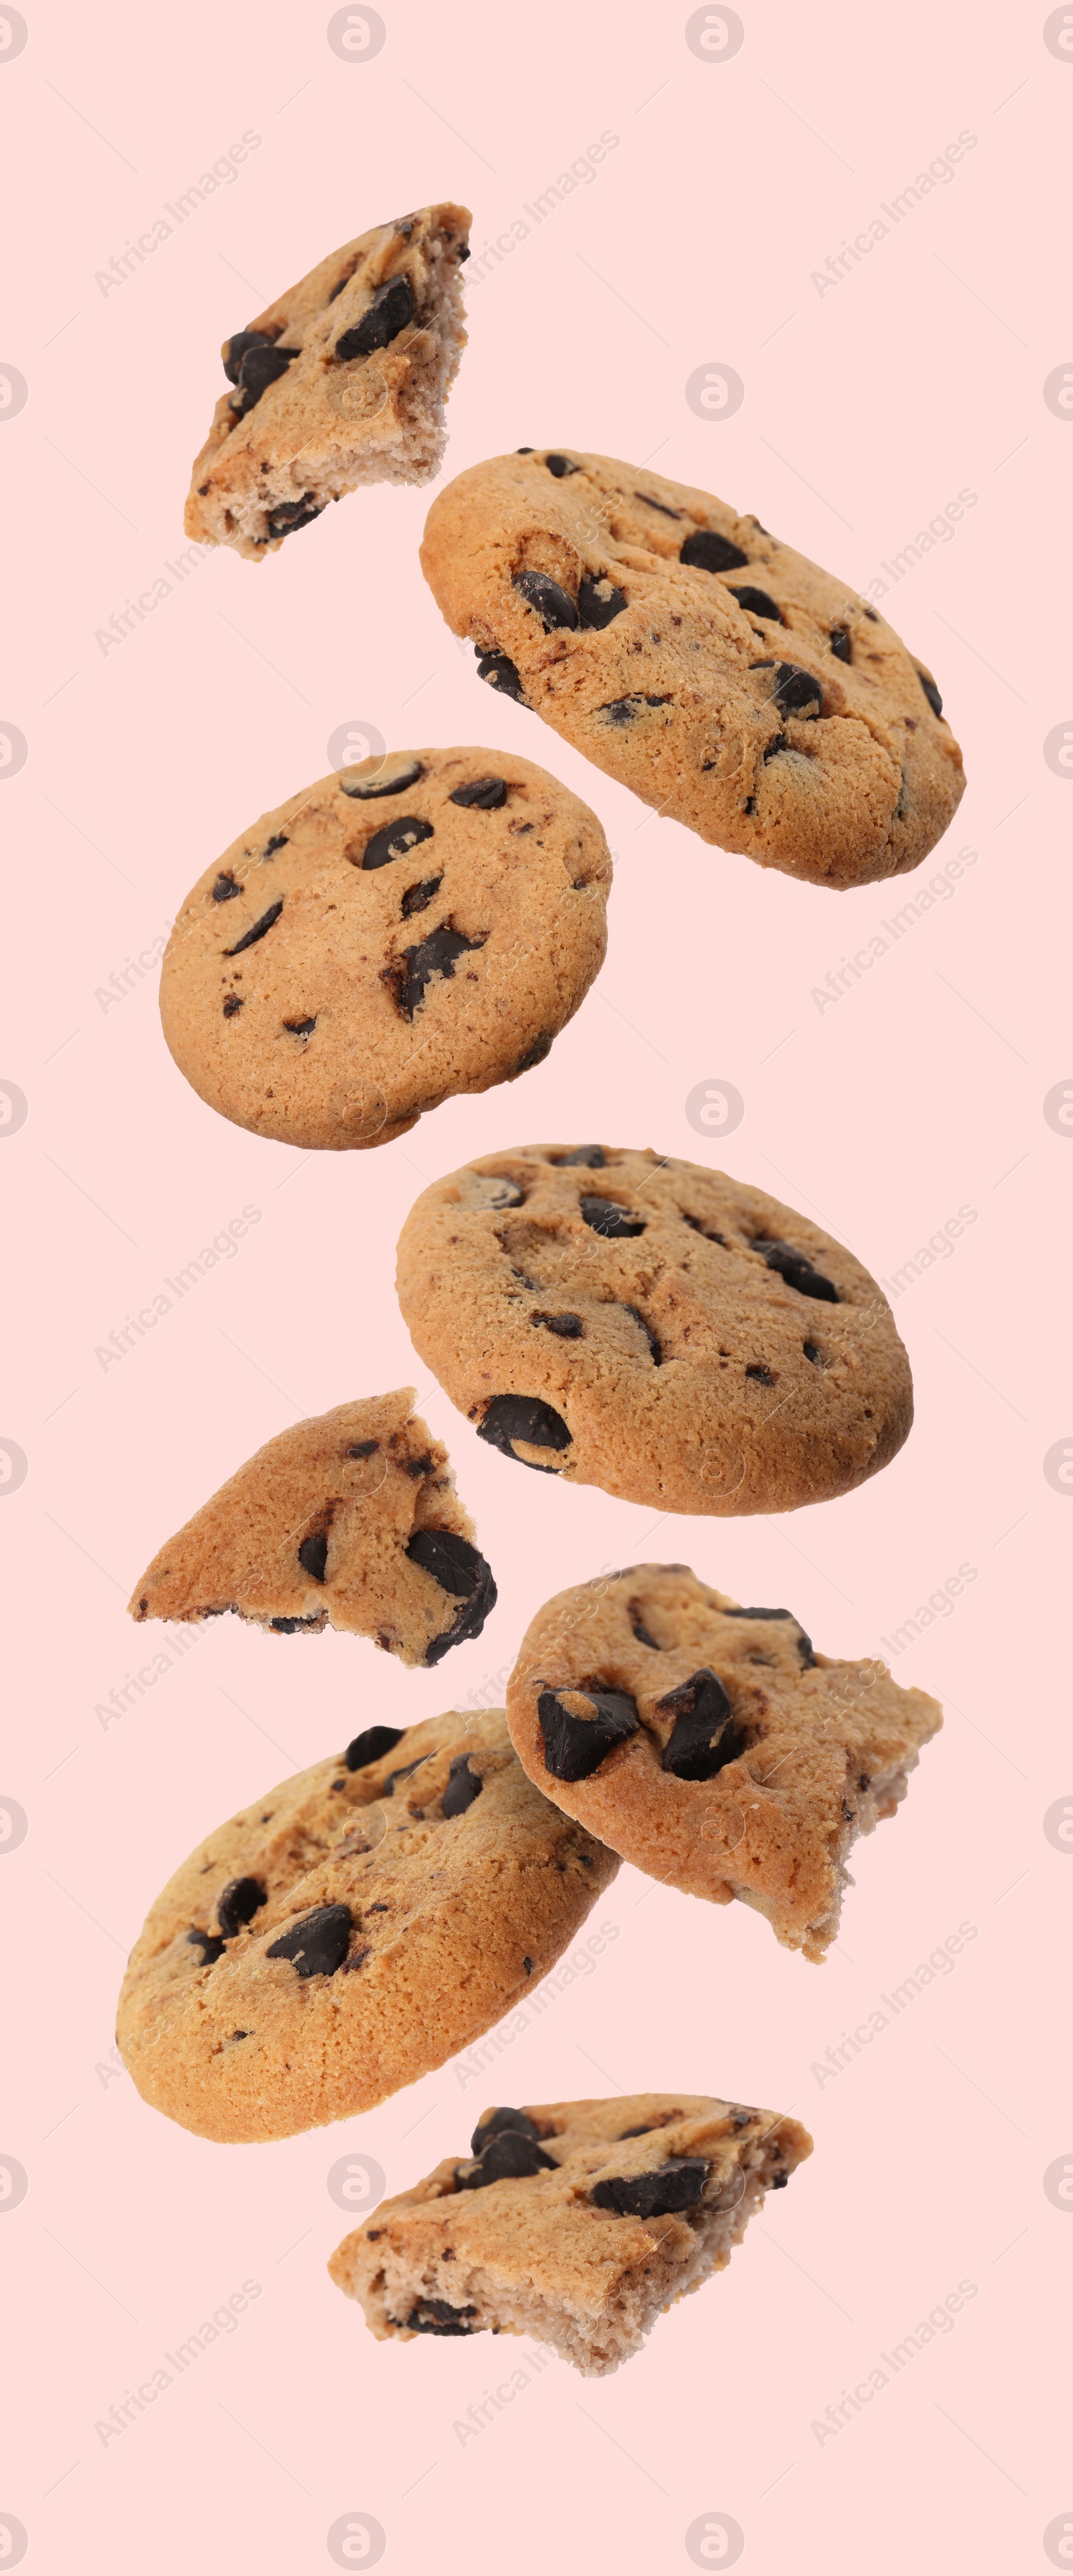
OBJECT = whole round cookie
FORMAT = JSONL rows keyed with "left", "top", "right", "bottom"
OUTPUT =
{"left": 506, "top": 1566, "right": 942, "bottom": 1960}
{"left": 116, "top": 1708, "right": 618, "bottom": 2143}
{"left": 159, "top": 748, "right": 612, "bottom": 1150}
{"left": 395, "top": 1142, "right": 913, "bottom": 1514}
{"left": 420, "top": 449, "right": 966, "bottom": 890}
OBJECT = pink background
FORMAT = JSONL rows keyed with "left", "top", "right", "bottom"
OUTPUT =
{"left": 3, "top": 0, "right": 1069, "bottom": 2567}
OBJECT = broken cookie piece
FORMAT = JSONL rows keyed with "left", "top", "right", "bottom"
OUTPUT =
{"left": 329, "top": 2091, "right": 811, "bottom": 2375}
{"left": 127, "top": 1388, "right": 495, "bottom": 1668}
{"left": 506, "top": 1564, "right": 942, "bottom": 1959}
{"left": 185, "top": 202, "right": 470, "bottom": 559}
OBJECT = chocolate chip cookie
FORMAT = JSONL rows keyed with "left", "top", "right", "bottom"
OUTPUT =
{"left": 184, "top": 202, "right": 470, "bottom": 559}
{"left": 395, "top": 1144, "right": 913, "bottom": 1513}
{"left": 329, "top": 2090, "right": 811, "bottom": 2374}
{"left": 506, "top": 1566, "right": 942, "bottom": 1960}
{"left": 158, "top": 749, "right": 611, "bottom": 1151}
{"left": 419, "top": 449, "right": 966, "bottom": 889}
{"left": 127, "top": 1389, "right": 496, "bottom": 1667}
{"left": 116, "top": 1713, "right": 618, "bottom": 2143}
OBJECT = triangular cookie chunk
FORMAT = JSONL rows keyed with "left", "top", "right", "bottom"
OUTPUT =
{"left": 329, "top": 2092, "right": 811, "bottom": 2375}
{"left": 185, "top": 203, "right": 470, "bottom": 559}
{"left": 506, "top": 1565, "right": 942, "bottom": 1957}
{"left": 128, "top": 1389, "right": 494, "bottom": 1667}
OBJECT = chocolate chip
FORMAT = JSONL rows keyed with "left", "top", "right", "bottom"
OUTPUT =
{"left": 212, "top": 873, "right": 243, "bottom": 902}
{"left": 577, "top": 574, "right": 627, "bottom": 629}
{"left": 681, "top": 529, "right": 748, "bottom": 573}
{"left": 803, "top": 1340, "right": 824, "bottom": 1364}
{"left": 263, "top": 833, "right": 288, "bottom": 857}
{"left": 385, "top": 920, "right": 485, "bottom": 1020}
{"left": 224, "top": 900, "right": 283, "bottom": 957}
{"left": 745, "top": 1362, "right": 776, "bottom": 1385}
{"left": 545, "top": 453, "right": 580, "bottom": 476}
{"left": 186, "top": 1927, "right": 225, "bottom": 1965}
{"left": 383, "top": 1756, "right": 427, "bottom": 1796}
{"left": 406, "top": 1527, "right": 496, "bottom": 1606}
{"left": 830, "top": 625, "right": 852, "bottom": 663}
{"left": 591, "top": 2158, "right": 707, "bottom": 2218}
{"left": 441, "top": 1754, "right": 483, "bottom": 1817}
{"left": 477, "top": 649, "right": 526, "bottom": 701}
{"left": 266, "top": 1903, "right": 351, "bottom": 1979}
{"left": 623, "top": 1303, "right": 661, "bottom": 1362}
{"left": 682, "top": 1218, "right": 725, "bottom": 1241}
{"left": 580, "top": 1196, "right": 646, "bottom": 1239}
{"left": 554, "top": 1145, "right": 606, "bottom": 1167}
{"left": 512, "top": 1032, "right": 552, "bottom": 1073}
{"left": 728, "top": 586, "right": 782, "bottom": 622}
{"left": 531, "top": 1311, "right": 583, "bottom": 1338}
{"left": 599, "top": 694, "right": 671, "bottom": 724}
{"left": 269, "top": 1615, "right": 320, "bottom": 1632}
{"left": 345, "top": 1723, "right": 404, "bottom": 1772}
{"left": 449, "top": 777, "right": 508, "bottom": 809}
{"left": 335, "top": 275, "right": 414, "bottom": 361}
{"left": 361, "top": 814, "right": 435, "bottom": 871}
{"left": 635, "top": 489, "right": 682, "bottom": 519}
{"left": 657, "top": 1668, "right": 746, "bottom": 1781}
{"left": 471, "top": 2106, "right": 541, "bottom": 2152}
{"left": 455, "top": 2130, "right": 557, "bottom": 2188}
{"left": 340, "top": 759, "right": 424, "bottom": 800}
{"left": 347, "top": 1440, "right": 380, "bottom": 1458}
{"left": 284, "top": 1016, "right": 317, "bottom": 1036}
{"left": 758, "top": 663, "right": 824, "bottom": 718}
{"left": 517, "top": 447, "right": 534, "bottom": 453}
{"left": 403, "top": 2300, "right": 478, "bottom": 2334}
{"left": 917, "top": 669, "right": 943, "bottom": 718}
{"left": 298, "top": 1531, "right": 328, "bottom": 1582}
{"left": 477, "top": 1394, "right": 572, "bottom": 1467}
{"left": 513, "top": 570, "right": 579, "bottom": 631}
{"left": 758, "top": 1238, "right": 838, "bottom": 1301}
{"left": 618, "top": 2124, "right": 655, "bottom": 2138}
{"left": 536, "top": 1685, "right": 639, "bottom": 1780}
{"left": 797, "top": 1629, "right": 817, "bottom": 1668}
{"left": 222, "top": 996, "right": 243, "bottom": 1017}
{"left": 266, "top": 494, "right": 323, "bottom": 538}
{"left": 327, "top": 273, "right": 351, "bottom": 302}
{"left": 223, "top": 328, "right": 274, "bottom": 386}
{"left": 217, "top": 1876, "right": 267, "bottom": 1937}
{"left": 400, "top": 875, "right": 443, "bottom": 917}
{"left": 628, "top": 1604, "right": 663, "bottom": 1650}
{"left": 763, "top": 733, "right": 788, "bottom": 761}
{"left": 233, "top": 343, "right": 300, "bottom": 412}
{"left": 725, "top": 1607, "right": 792, "bottom": 1620}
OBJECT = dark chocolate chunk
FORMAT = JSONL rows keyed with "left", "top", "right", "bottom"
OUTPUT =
{"left": 222, "top": 996, "right": 243, "bottom": 1017}
{"left": 623, "top": 1303, "right": 661, "bottom": 1362}
{"left": 298, "top": 1531, "right": 328, "bottom": 1582}
{"left": 345, "top": 1723, "right": 404, "bottom": 1772}
{"left": 580, "top": 1196, "right": 646, "bottom": 1239}
{"left": 682, "top": 1214, "right": 727, "bottom": 1242}
{"left": 598, "top": 693, "right": 671, "bottom": 724}
{"left": 441, "top": 1753, "right": 484, "bottom": 1817}
{"left": 797, "top": 1629, "right": 817, "bottom": 1668}
{"left": 629, "top": 1604, "right": 663, "bottom": 1650}
{"left": 361, "top": 814, "right": 435, "bottom": 871}
{"left": 763, "top": 732, "right": 788, "bottom": 761}
{"left": 284, "top": 1016, "right": 316, "bottom": 1036}
{"left": 403, "top": 2300, "right": 477, "bottom": 2334}
{"left": 830, "top": 625, "right": 852, "bottom": 663}
{"left": 657, "top": 1668, "right": 746, "bottom": 1781}
{"left": 513, "top": 570, "right": 579, "bottom": 631}
{"left": 758, "top": 662, "right": 824, "bottom": 718}
{"left": 477, "top": 1393, "right": 572, "bottom": 1466}
{"left": 634, "top": 489, "right": 681, "bottom": 519}
{"left": 531, "top": 1311, "right": 584, "bottom": 1338}
{"left": 335, "top": 275, "right": 414, "bottom": 361}
{"left": 224, "top": 899, "right": 283, "bottom": 957}
{"left": 681, "top": 529, "right": 748, "bottom": 573}
{"left": 449, "top": 777, "right": 508, "bottom": 810}
{"left": 591, "top": 2158, "right": 707, "bottom": 2219}
{"left": 263, "top": 833, "right": 289, "bottom": 858}
{"left": 554, "top": 1145, "right": 606, "bottom": 1167}
{"left": 536, "top": 1684, "right": 639, "bottom": 1780}
{"left": 384, "top": 1756, "right": 427, "bottom": 1795}
{"left": 471, "top": 2106, "right": 541, "bottom": 2154}
{"left": 476, "top": 649, "right": 526, "bottom": 702}
{"left": 803, "top": 1340, "right": 824, "bottom": 1364}
{"left": 577, "top": 574, "right": 627, "bottom": 629}
{"left": 618, "top": 2123, "right": 655, "bottom": 2138}
{"left": 347, "top": 1440, "right": 380, "bottom": 1458}
{"left": 186, "top": 1927, "right": 225, "bottom": 1965}
{"left": 455, "top": 2129, "right": 557, "bottom": 2188}
{"left": 269, "top": 1614, "right": 321, "bottom": 1632}
{"left": 406, "top": 1527, "right": 490, "bottom": 1601}
{"left": 223, "top": 327, "right": 274, "bottom": 386}
{"left": 745, "top": 1362, "right": 776, "bottom": 1385}
{"left": 725, "top": 1606, "right": 792, "bottom": 1619}
{"left": 517, "top": 447, "right": 534, "bottom": 453}
{"left": 545, "top": 453, "right": 581, "bottom": 476}
{"left": 212, "top": 873, "right": 243, "bottom": 902}
{"left": 917, "top": 669, "right": 943, "bottom": 718}
{"left": 512, "top": 1031, "right": 553, "bottom": 1073}
{"left": 340, "top": 759, "right": 424, "bottom": 800}
{"left": 727, "top": 585, "right": 782, "bottom": 622}
{"left": 386, "top": 920, "right": 485, "bottom": 1020}
{"left": 217, "top": 1876, "right": 267, "bottom": 1937}
{"left": 233, "top": 343, "right": 299, "bottom": 412}
{"left": 266, "top": 1902, "right": 352, "bottom": 1979}
{"left": 758, "top": 1238, "right": 838, "bottom": 1301}
{"left": 266, "top": 494, "right": 323, "bottom": 539}
{"left": 400, "top": 875, "right": 443, "bottom": 917}
{"left": 327, "top": 272, "right": 351, "bottom": 302}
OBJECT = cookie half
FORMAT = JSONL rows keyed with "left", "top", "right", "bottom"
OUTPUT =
{"left": 116, "top": 1713, "right": 618, "bottom": 2142}
{"left": 185, "top": 202, "right": 470, "bottom": 559}
{"left": 329, "top": 2091, "right": 811, "bottom": 2375}
{"left": 127, "top": 1389, "right": 495, "bottom": 1667}
{"left": 419, "top": 449, "right": 966, "bottom": 888}
{"left": 506, "top": 1566, "right": 942, "bottom": 1958}
{"left": 159, "top": 749, "right": 612, "bottom": 1150}
{"left": 395, "top": 1144, "right": 913, "bottom": 1514}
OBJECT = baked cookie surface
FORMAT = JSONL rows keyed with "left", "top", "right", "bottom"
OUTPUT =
{"left": 185, "top": 202, "right": 470, "bottom": 559}
{"left": 329, "top": 2090, "right": 811, "bottom": 2375}
{"left": 506, "top": 1566, "right": 942, "bottom": 1960}
{"left": 128, "top": 1389, "right": 496, "bottom": 1668}
{"left": 159, "top": 749, "right": 611, "bottom": 1150}
{"left": 420, "top": 449, "right": 966, "bottom": 888}
{"left": 395, "top": 1144, "right": 913, "bottom": 1514}
{"left": 117, "top": 1711, "right": 618, "bottom": 2143}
